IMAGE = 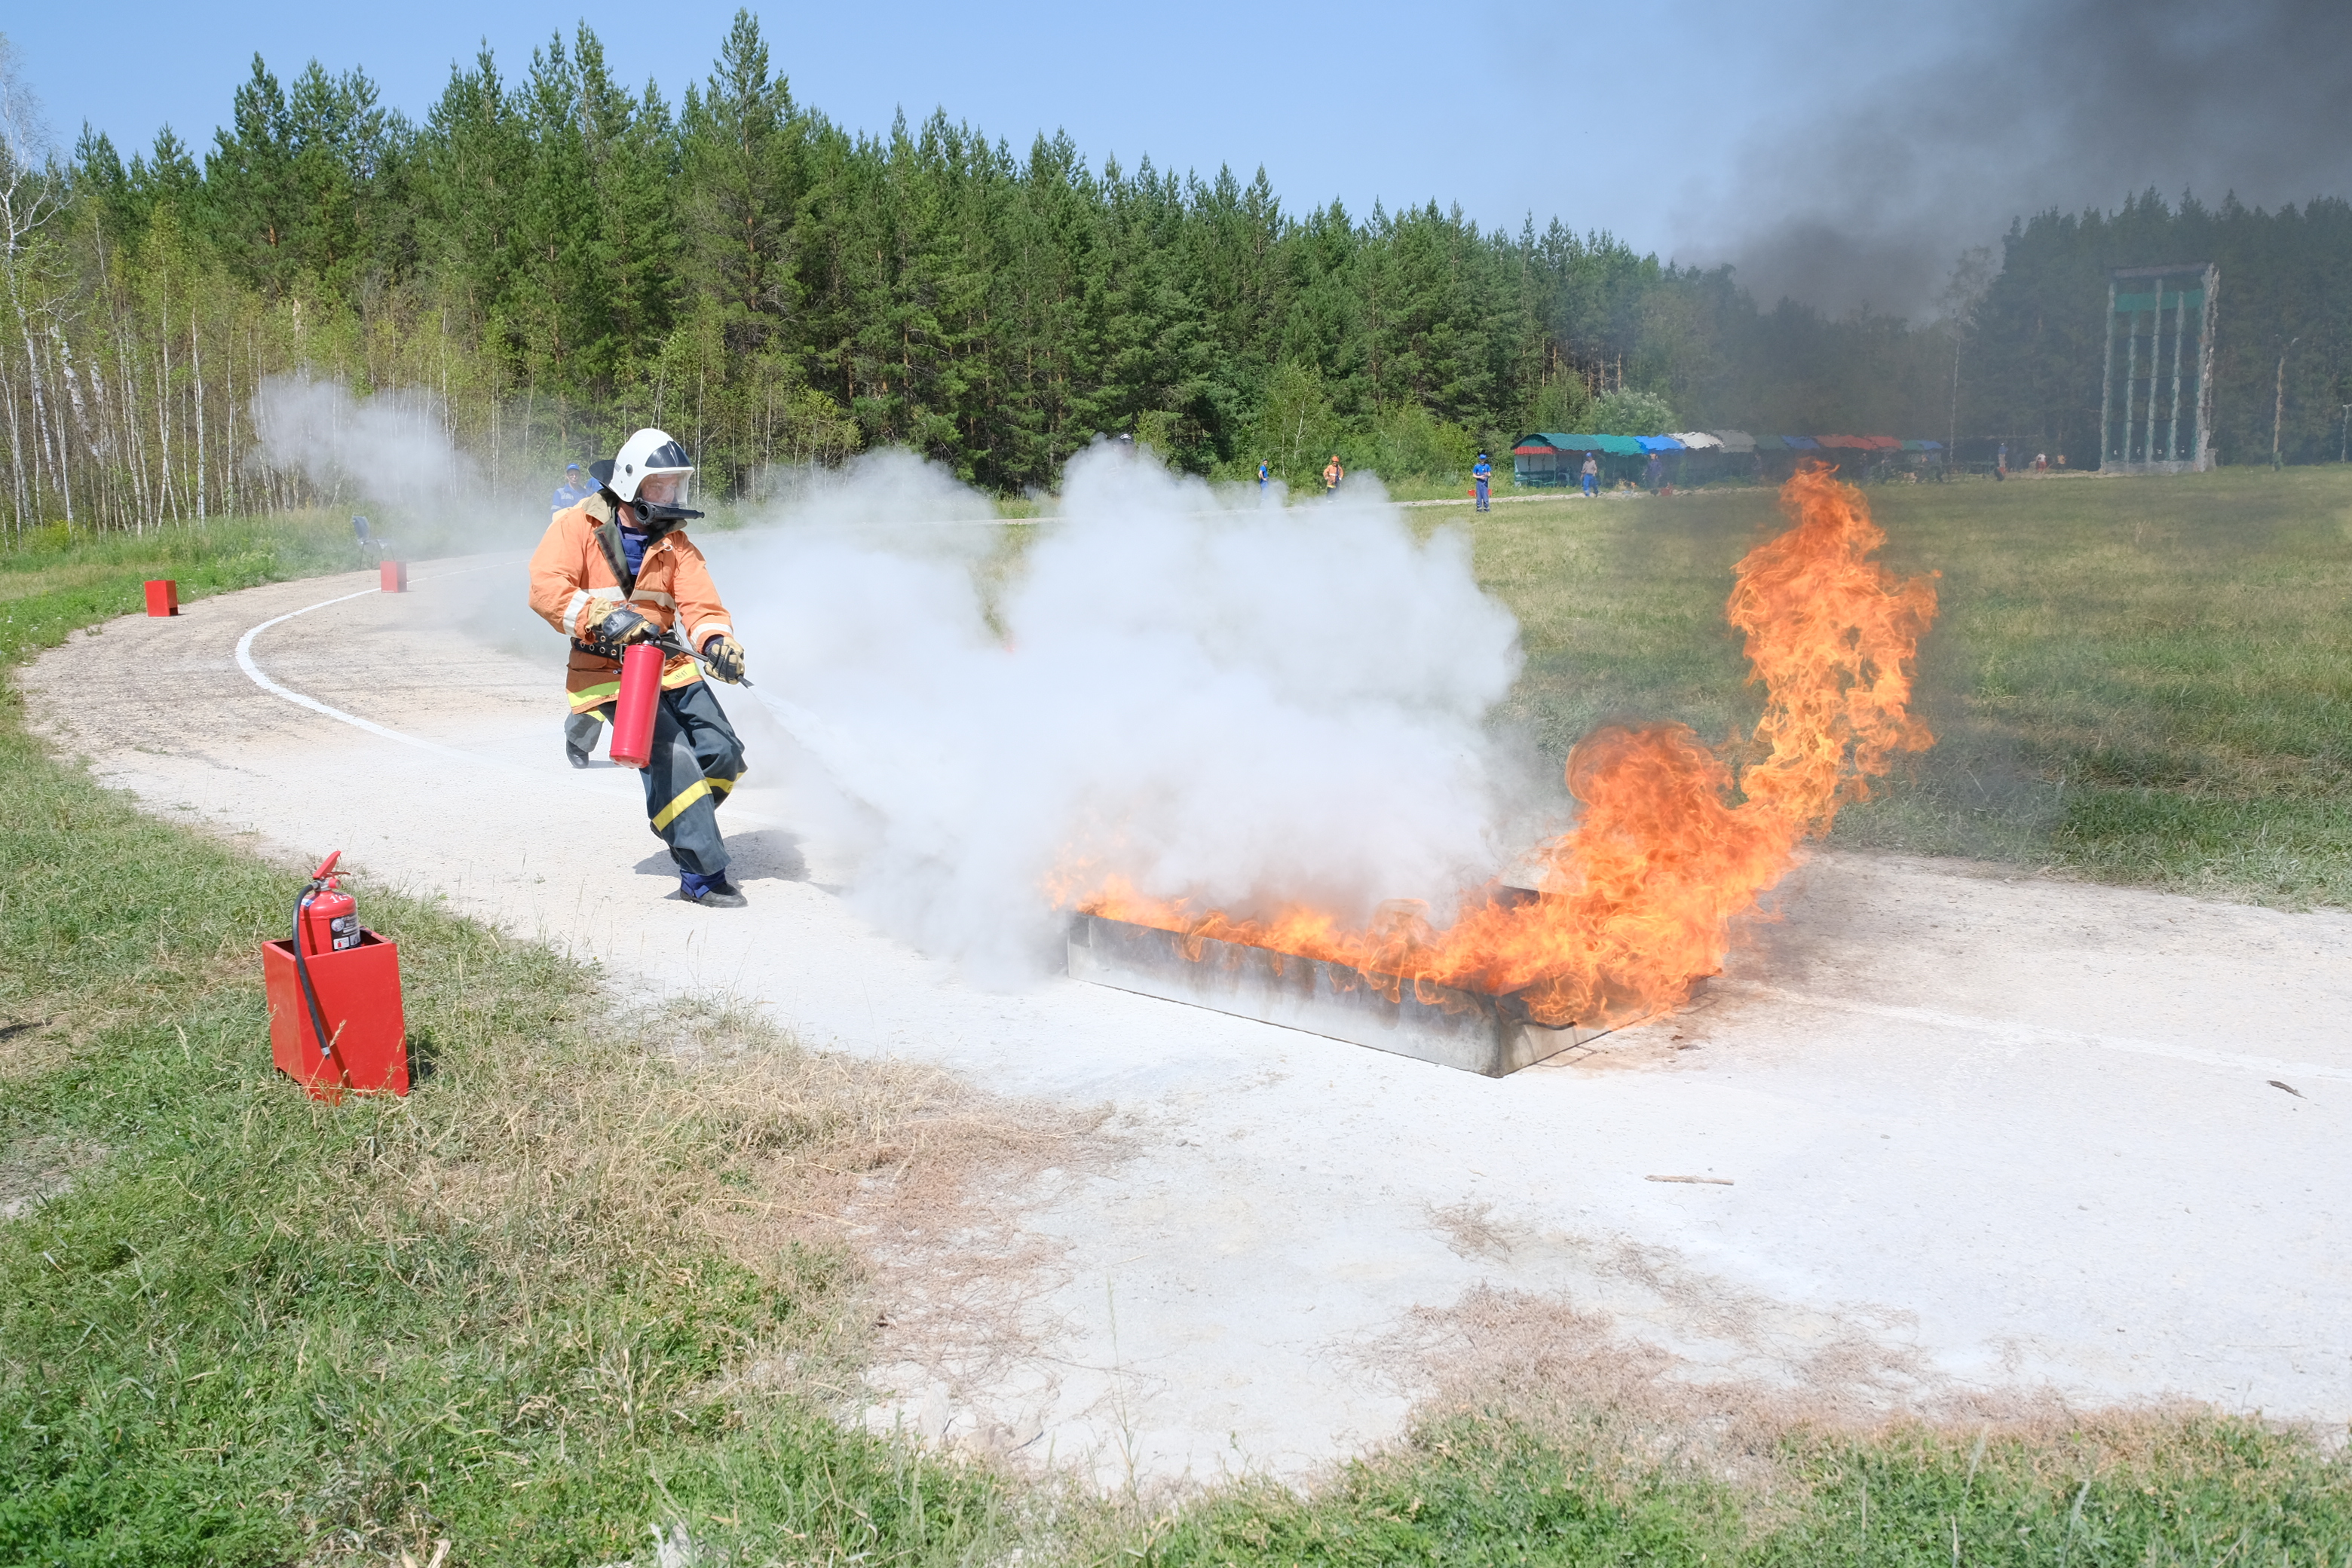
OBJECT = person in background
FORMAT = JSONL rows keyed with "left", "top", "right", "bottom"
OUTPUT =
{"left": 1472, "top": 450, "right": 1493, "bottom": 512}
{"left": 1257, "top": 459, "right": 1271, "bottom": 492}
{"left": 1323, "top": 455, "right": 1343, "bottom": 492}
{"left": 1995, "top": 442, "right": 2009, "bottom": 481}
{"left": 1580, "top": 452, "right": 1598, "bottom": 495}
{"left": 550, "top": 461, "right": 592, "bottom": 514}
{"left": 1643, "top": 451, "right": 1664, "bottom": 492}
{"left": 2034, "top": 452, "right": 2048, "bottom": 471}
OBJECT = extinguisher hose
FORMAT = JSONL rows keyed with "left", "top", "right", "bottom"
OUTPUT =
{"left": 292, "top": 887, "right": 356, "bottom": 1091}
{"left": 648, "top": 629, "right": 755, "bottom": 688}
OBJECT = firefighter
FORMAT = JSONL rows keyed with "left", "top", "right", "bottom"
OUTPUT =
{"left": 528, "top": 428, "right": 753, "bottom": 908}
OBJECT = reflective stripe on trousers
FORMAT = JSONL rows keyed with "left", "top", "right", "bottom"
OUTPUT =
{"left": 639, "top": 681, "right": 746, "bottom": 877}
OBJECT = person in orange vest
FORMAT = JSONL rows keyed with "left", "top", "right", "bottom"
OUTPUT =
{"left": 1322, "top": 455, "right": 1343, "bottom": 492}
{"left": 528, "top": 428, "right": 753, "bottom": 908}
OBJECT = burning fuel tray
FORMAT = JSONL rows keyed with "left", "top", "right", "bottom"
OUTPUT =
{"left": 1066, "top": 911, "right": 1612, "bottom": 1076}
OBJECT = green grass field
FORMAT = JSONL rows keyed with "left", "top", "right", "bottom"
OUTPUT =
{"left": 5, "top": 487, "right": 2351, "bottom": 1563}
{"left": 1451, "top": 467, "right": 2352, "bottom": 906}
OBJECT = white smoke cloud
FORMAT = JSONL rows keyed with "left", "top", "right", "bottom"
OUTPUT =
{"left": 250, "top": 372, "right": 481, "bottom": 518}
{"left": 711, "top": 445, "right": 1527, "bottom": 984}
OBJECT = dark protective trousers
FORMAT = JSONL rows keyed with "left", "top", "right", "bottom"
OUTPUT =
{"left": 641, "top": 681, "right": 745, "bottom": 877}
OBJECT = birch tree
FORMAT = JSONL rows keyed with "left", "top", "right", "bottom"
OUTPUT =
{"left": 0, "top": 33, "right": 66, "bottom": 535}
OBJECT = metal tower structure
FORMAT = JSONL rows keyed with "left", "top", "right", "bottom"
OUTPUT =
{"left": 2099, "top": 263, "right": 2219, "bottom": 473}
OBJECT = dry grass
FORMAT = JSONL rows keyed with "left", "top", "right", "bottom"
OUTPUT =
{"left": 1104, "top": 1272, "right": 2350, "bottom": 1567}
{"left": 1383, "top": 1282, "right": 2091, "bottom": 1496}
{"left": 317, "top": 991, "right": 1107, "bottom": 1432}
{"left": 0, "top": 1015, "right": 73, "bottom": 1083}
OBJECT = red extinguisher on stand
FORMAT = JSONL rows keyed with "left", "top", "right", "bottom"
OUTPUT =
{"left": 295, "top": 852, "right": 362, "bottom": 1089}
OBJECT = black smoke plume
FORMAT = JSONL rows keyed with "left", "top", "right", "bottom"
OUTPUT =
{"left": 1681, "top": 0, "right": 2352, "bottom": 316}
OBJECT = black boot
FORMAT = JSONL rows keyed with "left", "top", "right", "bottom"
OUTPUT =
{"left": 681, "top": 874, "right": 748, "bottom": 908}
{"left": 564, "top": 711, "right": 604, "bottom": 768}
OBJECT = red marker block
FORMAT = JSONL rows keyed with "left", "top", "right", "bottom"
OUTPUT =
{"left": 380, "top": 560, "right": 408, "bottom": 593}
{"left": 143, "top": 579, "right": 179, "bottom": 617}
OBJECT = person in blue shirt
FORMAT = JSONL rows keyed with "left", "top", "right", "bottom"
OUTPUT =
{"left": 550, "top": 462, "right": 593, "bottom": 514}
{"left": 1257, "top": 459, "right": 1271, "bottom": 492}
{"left": 1472, "top": 451, "right": 1493, "bottom": 512}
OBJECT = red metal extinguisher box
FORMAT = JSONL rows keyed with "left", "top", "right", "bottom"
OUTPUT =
{"left": 380, "top": 560, "right": 408, "bottom": 593}
{"left": 262, "top": 932, "right": 409, "bottom": 1100}
{"left": 144, "top": 579, "right": 179, "bottom": 617}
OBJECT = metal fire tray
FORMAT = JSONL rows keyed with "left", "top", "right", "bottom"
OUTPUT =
{"left": 1066, "top": 911, "right": 1612, "bottom": 1076}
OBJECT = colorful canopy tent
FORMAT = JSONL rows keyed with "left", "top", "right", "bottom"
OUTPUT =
{"left": 1710, "top": 430, "right": 1757, "bottom": 453}
{"left": 1510, "top": 433, "right": 1650, "bottom": 485}
{"left": 1780, "top": 436, "right": 1820, "bottom": 450}
{"left": 1632, "top": 435, "right": 1685, "bottom": 454}
{"left": 1670, "top": 431, "right": 1723, "bottom": 450}
{"left": 1508, "top": 433, "right": 1590, "bottom": 486}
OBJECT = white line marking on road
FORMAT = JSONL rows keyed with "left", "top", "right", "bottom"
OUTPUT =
{"left": 231, "top": 569, "right": 795, "bottom": 831}
{"left": 1715, "top": 980, "right": 2352, "bottom": 1083}
{"left": 234, "top": 586, "right": 476, "bottom": 759}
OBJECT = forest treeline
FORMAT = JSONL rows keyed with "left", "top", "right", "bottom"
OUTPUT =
{"left": 2, "top": 11, "right": 2349, "bottom": 534}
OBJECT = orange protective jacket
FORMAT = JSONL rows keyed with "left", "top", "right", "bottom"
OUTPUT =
{"left": 526, "top": 491, "right": 737, "bottom": 714}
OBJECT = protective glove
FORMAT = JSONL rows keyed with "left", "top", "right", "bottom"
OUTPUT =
{"left": 701, "top": 633, "right": 747, "bottom": 684}
{"left": 586, "top": 602, "right": 656, "bottom": 651}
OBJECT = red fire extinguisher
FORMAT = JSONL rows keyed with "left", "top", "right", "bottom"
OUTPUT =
{"left": 607, "top": 642, "right": 664, "bottom": 769}
{"left": 289, "top": 851, "right": 360, "bottom": 1092}
{"left": 300, "top": 850, "right": 363, "bottom": 955}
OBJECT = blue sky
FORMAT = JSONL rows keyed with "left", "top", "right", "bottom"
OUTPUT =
{"left": 10, "top": 1, "right": 2344, "bottom": 315}
{"left": 7, "top": 2, "right": 1932, "bottom": 264}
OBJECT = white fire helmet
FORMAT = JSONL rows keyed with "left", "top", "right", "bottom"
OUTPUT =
{"left": 608, "top": 427, "right": 694, "bottom": 507}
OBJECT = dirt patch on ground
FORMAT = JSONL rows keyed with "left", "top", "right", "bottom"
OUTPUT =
{"left": 1372, "top": 1281, "right": 2225, "bottom": 1505}
{"left": 674, "top": 1012, "right": 1122, "bottom": 1442}
{"left": 0, "top": 1015, "right": 72, "bottom": 1084}
{"left": 0, "top": 1133, "right": 106, "bottom": 1223}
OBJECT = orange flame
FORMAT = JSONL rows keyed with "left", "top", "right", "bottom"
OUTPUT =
{"left": 1071, "top": 467, "right": 1940, "bottom": 1027}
